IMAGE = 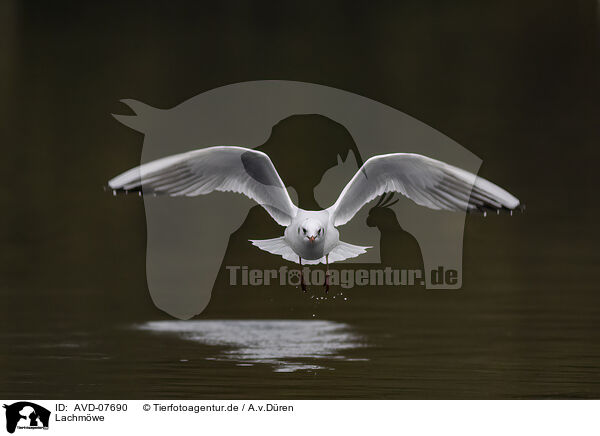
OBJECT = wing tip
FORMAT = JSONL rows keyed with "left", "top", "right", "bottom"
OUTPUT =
{"left": 104, "top": 184, "right": 145, "bottom": 197}
{"left": 469, "top": 202, "right": 526, "bottom": 216}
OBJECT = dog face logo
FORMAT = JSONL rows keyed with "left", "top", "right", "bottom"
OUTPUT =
{"left": 3, "top": 402, "right": 50, "bottom": 433}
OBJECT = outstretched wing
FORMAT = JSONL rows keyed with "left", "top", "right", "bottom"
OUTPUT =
{"left": 108, "top": 146, "right": 298, "bottom": 226}
{"left": 328, "top": 153, "right": 521, "bottom": 226}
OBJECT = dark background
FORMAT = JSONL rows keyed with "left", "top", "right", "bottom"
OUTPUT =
{"left": 1, "top": 0, "right": 599, "bottom": 398}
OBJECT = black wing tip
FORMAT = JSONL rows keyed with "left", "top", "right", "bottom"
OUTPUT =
{"left": 468, "top": 203, "right": 526, "bottom": 216}
{"left": 104, "top": 184, "right": 145, "bottom": 197}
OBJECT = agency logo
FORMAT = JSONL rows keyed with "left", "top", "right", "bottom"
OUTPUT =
{"left": 107, "top": 80, "right": 521, "bottom": 319}
{"left": 3, "top": 402, "right": 50, "bottom": 434}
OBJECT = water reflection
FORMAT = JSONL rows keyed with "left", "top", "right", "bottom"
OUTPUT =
{"left": 137, "top": 320, "right": 366, "bottom": 372}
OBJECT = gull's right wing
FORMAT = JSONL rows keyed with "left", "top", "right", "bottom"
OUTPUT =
{"left": 328, "top": 153, "right": 521, "bottom": 227}
{"left": 108, "top": 146, "right": 298, "bottom": 226}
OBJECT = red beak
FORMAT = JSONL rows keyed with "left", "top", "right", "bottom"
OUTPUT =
{"left": 308, "top": 236, "right": 315, "bottom": 243}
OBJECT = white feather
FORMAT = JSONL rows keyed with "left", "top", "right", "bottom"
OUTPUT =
{"left": 108, "top": 146, "right": 297, "bottom": 226}
{"left": 328, "top": 153, "right": 520, "bottom": 226}
{"left": 250, "top": 238, "right": 370, "bottom": 265}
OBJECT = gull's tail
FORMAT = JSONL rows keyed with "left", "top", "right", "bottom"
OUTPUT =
{"left": 249, "top": 237, "right": 298, "bottom": 263}
{"left": 327, "top": 241, "right": 371, "bottom": 263}
{"left": 249, "top": 237, "right": 370, "bottom": 265}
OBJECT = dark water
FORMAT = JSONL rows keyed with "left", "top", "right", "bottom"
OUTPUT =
{"left": 3, "top": 244, "right": 600, "bottom": 399}
{"left": 1, "top": 1, "right": 599, "bottom": 398}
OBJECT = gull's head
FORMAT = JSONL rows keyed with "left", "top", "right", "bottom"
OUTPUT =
{"left": 298, "top": 219, "right": 324, "bottom": 244}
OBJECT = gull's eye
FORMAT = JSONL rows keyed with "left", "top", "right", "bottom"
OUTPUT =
{"left": 318, "top": 228, "right": 322, "bottom": 235}
{"left": 302, "top": 228, "right": 307, "bottom": 234}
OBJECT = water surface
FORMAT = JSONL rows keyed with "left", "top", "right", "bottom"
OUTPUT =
{"left": 137, "top": 320, "right": 367, "bottom": 372}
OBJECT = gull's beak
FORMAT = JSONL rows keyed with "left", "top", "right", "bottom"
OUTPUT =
{"left": 308, "top": 236, "right": 316, "bottom": 243}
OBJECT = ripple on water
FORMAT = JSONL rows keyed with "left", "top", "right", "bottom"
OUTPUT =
{"left": 136, "top": 320, "right": 366, "bottom": 373}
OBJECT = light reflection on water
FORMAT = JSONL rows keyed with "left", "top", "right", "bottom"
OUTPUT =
{"left": 137, "top": 320, "right": 367, "bottom": 372}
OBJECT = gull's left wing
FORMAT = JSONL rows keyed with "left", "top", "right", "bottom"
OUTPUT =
{"left": 108, "top": 146, "right": 298, "bottom": 226}
{"left": 328, "top": 153, "right": 521, "bottom": 227}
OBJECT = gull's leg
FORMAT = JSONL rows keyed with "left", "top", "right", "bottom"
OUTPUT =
{"left": 299, "top": 256, "right": 308, "bottom": 292}
{"left": 325, "top": 255, "right": 330, "bottom": 293}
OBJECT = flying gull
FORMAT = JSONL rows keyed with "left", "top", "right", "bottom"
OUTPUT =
{"left": 108, "top": 146, "right": 521, "bottom": 291}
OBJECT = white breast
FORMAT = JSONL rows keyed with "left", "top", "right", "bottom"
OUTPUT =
{"left": 284, "top": 210, "right": 337, "bottom": 261}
